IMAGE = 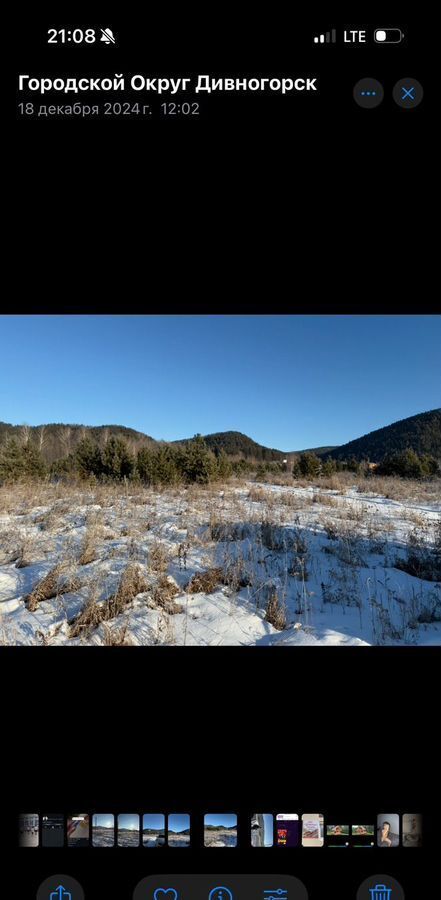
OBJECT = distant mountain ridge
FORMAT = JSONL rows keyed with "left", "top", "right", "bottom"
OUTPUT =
{"left": 1, "top": 409, "right": 439, "bottom": 466}
{"left": 174, "top": 430, "right": 285, "bottom": 461}
{"left": 326, "top": 409, "right": 441, "bottom": 462}
{"left": 296, "top": 445, "right": 338, "bottom": 457}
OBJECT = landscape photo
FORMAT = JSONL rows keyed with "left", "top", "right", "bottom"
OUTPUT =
{"left": 204, "top": 813, "right": 238, "bottom": 847}
{"left": 92, "top": 814, "right": 115, "bottom": 848}
{"left": 117, "top": 814, "right": 140, "bottom": 847}
{"left": 142, "top": 814, "right": 166, "bottom": 848}
{"left": 0, "top": 314, "right": 440, "bottom": 647}
{"left": 168, "top": 813, "right": 191, "bottom": 847}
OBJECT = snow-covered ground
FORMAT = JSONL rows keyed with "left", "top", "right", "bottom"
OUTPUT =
{"left": 0, "top": 480, "right": 439, "bottom": 646}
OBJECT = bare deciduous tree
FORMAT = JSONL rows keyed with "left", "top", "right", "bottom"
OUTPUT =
{"left": 20, "top": 424, "right": 31, "bottom": 446}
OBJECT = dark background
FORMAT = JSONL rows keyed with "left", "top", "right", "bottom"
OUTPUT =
{"left": 2, "top": 648, "right": 441, "bottom": 898}
{"left": 12, "top": 6, "right": 440, "bottom": 313}
{"left": 5, "top": 5, "right": 441, "bottom": 898}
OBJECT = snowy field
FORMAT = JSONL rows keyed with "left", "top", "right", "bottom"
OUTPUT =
{"left": 92, "top": 827, "right": 115, "bottom": 848}
{"left": 117, "top": 830, "right": 140, "bottom": 847}
{"left": 168, "top": 833, "right": 190, "bottom": 847}
{"left": 204, "top": 828, "right": 238, "bottom": 847}
{"left": 143, "top": 833, "right": 166, "bottom": 848}
{"left": 0, "top": 479, "right": 440, "bottom": 647}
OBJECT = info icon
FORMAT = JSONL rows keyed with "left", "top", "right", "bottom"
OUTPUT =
{"left": 353, "top": 78, "right": 384, "bottom": 108}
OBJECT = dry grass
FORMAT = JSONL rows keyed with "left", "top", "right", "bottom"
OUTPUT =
{"left": 279, "top": 492, "right": 309, "bottom": 509}
{"left": 0, "top": 526, "right": 52, "bottom": 568}
{"left": 359, "top": 475, "right": 441, "bottom": 503}
{"left": 15, "top": 537, "right": 40, "bottom": 568}
{"left": 107, "top": 564, "right": 149, "bottom": 616}
{"left": 317, "top": 474, "right": 348, "bottom": 492}
{"left": 404, "top": 510, "right": 427, "bottom": 527}
{"left": 1, "top": 475, "right": 438, "bottom": 646}
{"left": 321, "top": 519, "right": 341, "bottom": 541}
{"left": 0, "top": 528, "right": 23, "bottom": 565}
{"left": 69, "top": 563, "right": 149, "bottom": 637}
{"left": 186, "top": 567, "right": 224, "bottom": 594}
{"left": 148, "top": 540, "right": 169, "bottom": 574}
{"left": 311, "top": 492, "right": 338, "bottom": 507}
{"left": 102, "top": 623, "right": 133, "bottom": 646}
{"left": 24, "top": 563, "right": 82, "bottom": 612}
{"left": 78, "top": 527, "right": 99, "bottom": 565}
{"left": 151, "top": 576, "right": 182, "bottom": 614}
{"left": 247, "top": 485, "right": 271, "bottom": 503}
{"left": 345, "top": 504, "right": 365, "bottom": 523}
{"left": 265, "top": 590, "right": 287, "bottom": 630}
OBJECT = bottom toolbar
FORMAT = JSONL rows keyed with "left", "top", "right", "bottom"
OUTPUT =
{"left": 35, "top": 872, "right": 406, "bottom": 899}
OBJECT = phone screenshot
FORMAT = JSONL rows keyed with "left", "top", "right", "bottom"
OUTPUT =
{"left": 276, "top": 815, "right": 300, "bottom": 849}
{"left": 3, "top": 5, "right": 441, "bottom": 899}
{"left": 301, "top": 816, "right": 324, "bottom": 849}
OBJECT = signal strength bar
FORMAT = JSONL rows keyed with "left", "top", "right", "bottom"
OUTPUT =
{"left": 314, "top": 29, "right": 337, "bottom": 44}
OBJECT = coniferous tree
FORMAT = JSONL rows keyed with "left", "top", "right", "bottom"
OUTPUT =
{"left": 137, "top": 447, "right": 156, "bottom": 484}
{"left": 321, "top": 458, "right": 337, "bottom": 476}
{"left": 0, "top": 438, "right": 46, "bottom": 481}
{"left": 294, "top": 452, "right": 321, "bottom": 478}
{"left": 378, "top": 448, "right": 438, "bottom": 479}
{"left": 75, "top": 438, "right": 102, "bottom": 478}
{"left": 101, "top": 436, "right": 135, "bottom": 480}
{"left": 153, "top": 445, "right": 179, "bottom": 485}
{"left": 181, "top": 434, "right": 217, "bottom": 484}
{"left": 216, "top": 449, "right": 233, "bottom": 480}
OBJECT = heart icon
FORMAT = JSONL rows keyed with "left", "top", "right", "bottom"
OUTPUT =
{"left": 153, "top": 890, "right": 179, "bottom": 900}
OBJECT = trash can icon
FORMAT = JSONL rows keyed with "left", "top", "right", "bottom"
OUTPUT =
{"left": 369, "top": 886, "right": 392, "bottom": 900}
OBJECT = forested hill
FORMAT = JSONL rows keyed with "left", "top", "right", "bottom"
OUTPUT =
{"left": 174, "top": 431, "right": 285, "bottom": 461}
{"left": 326, "top": 409, "right": 441, "bottom": 462}
{"left": 0, "top": 422, "right": 155, "bottom": 465}
{"left": 1, "top": 410, "right": 439, "bottom": 467}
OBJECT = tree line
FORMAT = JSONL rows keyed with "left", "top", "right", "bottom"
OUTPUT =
{"left": 0, "top": 434, "right": 236, "bottom": 485}
{"left": 287, "top": 448, "right": 439, "bottom": 479}
{"left": 0, "top": 435, "right": 438, "bottom": 485}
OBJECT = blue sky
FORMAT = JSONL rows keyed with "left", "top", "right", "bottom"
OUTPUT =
{"left": 205, "top": 814, "right": 237, "bottom": 828}
{"left": 118, "top": 814, "right": 139, "bottom": 830}
{"left": 261, "top": 813, "right": 274, "bottom": 846}
{"left": 142, "top": 814, "right": 165, "bottom": 830}
{"left": 168, "top": 814, "right": 190, "bottom": 833}
{"left": 93, "top": 814, "right": 114, "bottom": 829}
{"left": 1, "top": 315, "right": 439, "bottom": 450}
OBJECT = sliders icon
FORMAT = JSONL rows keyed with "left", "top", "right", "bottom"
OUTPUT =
{"left": 263, "top": 892, "right": 288, "bottom": 899}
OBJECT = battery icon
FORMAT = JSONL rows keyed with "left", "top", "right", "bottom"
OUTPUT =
{"left": 374, "top": 28, "right": 404, "bottom": 43}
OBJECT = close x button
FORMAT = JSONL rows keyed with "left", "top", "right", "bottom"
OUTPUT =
{"left": 393, "top": 78, "right": 424, "bottom": 108}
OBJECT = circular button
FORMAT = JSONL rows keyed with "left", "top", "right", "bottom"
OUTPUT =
{"left": 357, "top": 874, "right": 405, "bottom": 899}
{"left": 393, "top": 78, "right": 424, "bottom": 108}
{"left": 37, "top": 874, "right": 84, "bottom": 900}
{"left": 353, "top": 78, "right": 384, "bottom": 108}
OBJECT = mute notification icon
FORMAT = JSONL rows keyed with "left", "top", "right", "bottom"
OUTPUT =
{"left": 100, "top": 27, "right": 116, "bottom": 44}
